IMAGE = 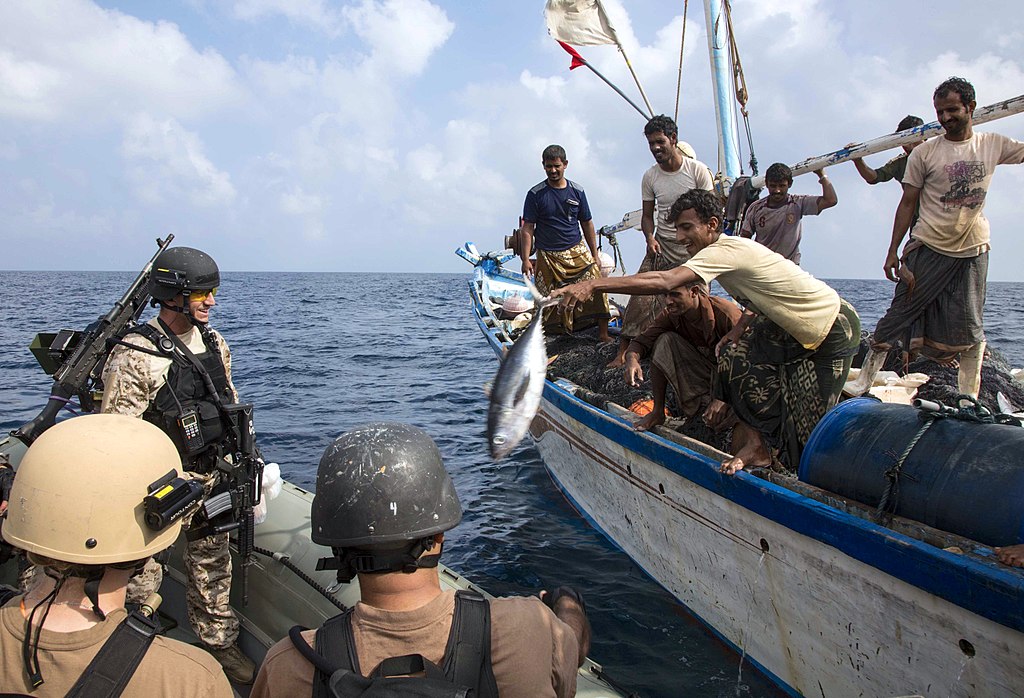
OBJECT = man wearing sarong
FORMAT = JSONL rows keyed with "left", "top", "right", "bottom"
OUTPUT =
{"left": 623, "top": 279, "right": 742, "bottom": 432}
{"left": 552, "top": 189, "right": 860, "bottom": 474}
{"left": 521, "top": 144, "right": 610, "bottom": 341}
{"left": 848, "top": 77, "right": 1024, "bottom": 399}
{"left": 608, "top": 115, "right": 715, "bottom": 367}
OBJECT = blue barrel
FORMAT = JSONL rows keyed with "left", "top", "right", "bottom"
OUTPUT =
{"left": 798, "top": 398, "right": 1024, "bottom": 547}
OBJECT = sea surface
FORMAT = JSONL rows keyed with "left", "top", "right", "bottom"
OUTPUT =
{"left": 1, "top": 271, "right": 1022, "bottom": 697}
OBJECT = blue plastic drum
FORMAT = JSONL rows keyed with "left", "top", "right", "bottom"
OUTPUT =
{"left": 798, "top": 398, "right": 1024, "bottom": 546}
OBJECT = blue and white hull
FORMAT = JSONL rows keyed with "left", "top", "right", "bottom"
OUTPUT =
{"left": 460, "top": 243, "right": 1024, "bottom": 697}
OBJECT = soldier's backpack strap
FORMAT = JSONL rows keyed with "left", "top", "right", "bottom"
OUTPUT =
{"left": 108, "top": 323, "right": 176, "bottom": 360}
{"left": 65, "top": 608, "right": 160, "bottom": 698}
{"left": 291, "top": 591, "right": 497, "bottom": 698}
{"left": 443, "top": 590, "right": 498, "bottom": 698}
{"left": 287, "top": 608, "right": 360, "bottom": 698}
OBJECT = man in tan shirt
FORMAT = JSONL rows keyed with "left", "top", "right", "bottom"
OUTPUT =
{"left": 849, "top": 77, "right": 1024, "bottom": 398}
{"left": 252, "top": 422, "right": 589, "bottom": 698}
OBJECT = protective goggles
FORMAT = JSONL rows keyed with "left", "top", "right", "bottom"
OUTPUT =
{"left": 188, "top": 287, "right": 218, "bottom": 301}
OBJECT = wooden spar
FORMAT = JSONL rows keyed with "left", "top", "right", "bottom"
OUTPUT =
{"left": 750, "top": 93, "right": 1024, "bottom": 188}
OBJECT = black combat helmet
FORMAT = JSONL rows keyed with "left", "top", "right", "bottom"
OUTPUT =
{"left": 312, "top": 422, "right": 462, "bottom": 582}
{"left": 150, "top": 246, "right": 220, "bottom": 302}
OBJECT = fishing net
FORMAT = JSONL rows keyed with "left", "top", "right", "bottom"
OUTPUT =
{"left": 544, "top": 329, "right": 1024, "bottom": 461}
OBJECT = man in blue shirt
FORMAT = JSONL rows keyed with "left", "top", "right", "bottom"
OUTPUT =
{"left": 520, "top": 145, "right": 610, "bottom": 340}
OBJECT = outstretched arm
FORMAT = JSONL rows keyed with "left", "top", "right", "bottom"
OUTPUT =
{"left": 550, "top": 265, "right": 700, "bottom": 309}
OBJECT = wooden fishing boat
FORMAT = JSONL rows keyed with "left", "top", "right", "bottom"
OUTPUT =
{"left": 458, "top": 241, "right": 1024, "bottom": 697}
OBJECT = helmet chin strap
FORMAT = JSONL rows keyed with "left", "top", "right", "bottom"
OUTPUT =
{"left": 316, "top": 537, "right": 443, "bottom": 585}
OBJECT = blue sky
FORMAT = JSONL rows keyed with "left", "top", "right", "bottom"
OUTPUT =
{"left": 1, "top": 0, "right": 1022, "bottom": 280}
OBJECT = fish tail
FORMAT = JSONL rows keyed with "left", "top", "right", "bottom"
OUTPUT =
{"left": 523, "top": 275, "right": 559, "bottom": 310}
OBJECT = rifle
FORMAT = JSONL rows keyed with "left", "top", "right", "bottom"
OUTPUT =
{"left": 186, "top": 403, "right": 264, "bottom": 607}
{"left": 11, "top": 236, "right": 174, "bottom": 447}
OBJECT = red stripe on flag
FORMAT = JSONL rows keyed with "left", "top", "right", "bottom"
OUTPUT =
{"left": 556, "top": 40, "right": 587, "bottom": 71}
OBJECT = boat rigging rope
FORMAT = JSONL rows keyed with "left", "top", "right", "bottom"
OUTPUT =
{"left": 722, "top": 0, "right": 758, "bottom": 175}
{"left": 674, "top": 0, "right": 689, "bottom": 123}
{"left": 874, "top": 395, "right": 1021, "bottom": 520}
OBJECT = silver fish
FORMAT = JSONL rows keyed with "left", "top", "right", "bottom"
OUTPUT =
{"left": 487, "top": 282, "right": 551, "bottom": 460}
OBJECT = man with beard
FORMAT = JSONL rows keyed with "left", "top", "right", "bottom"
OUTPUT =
{"left": 847, "top": 77, "right": 1024, "bottom": 399}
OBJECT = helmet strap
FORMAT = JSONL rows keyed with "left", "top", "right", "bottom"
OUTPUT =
{"left": 319, "top": 537, "right": 443, "bottom": 585}
{"left": 22, "top": 569, "right": 70, "bottom": 688}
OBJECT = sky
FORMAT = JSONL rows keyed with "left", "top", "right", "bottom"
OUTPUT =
{"left": 1, "top": 0, "right": 1022, "bottom": 280}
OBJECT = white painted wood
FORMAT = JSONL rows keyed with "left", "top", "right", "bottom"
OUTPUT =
{"left": 532, "top": 402, "right": 1024, "bottom": 697}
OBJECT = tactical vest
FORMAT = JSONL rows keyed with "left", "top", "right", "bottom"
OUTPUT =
{"left": 127, "top": 324, "right": 233, "bottom": 469}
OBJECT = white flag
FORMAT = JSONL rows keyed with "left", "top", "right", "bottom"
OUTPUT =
{"left": 544, "top": 0, "right": 620, "bottom": 46}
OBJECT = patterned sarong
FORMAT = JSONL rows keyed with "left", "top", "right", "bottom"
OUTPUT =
{"left": 650, "top": 333, "right": 717, "bottom": 418}
{"left": 534, "top": 241, "right": 610, "bottom": 333}
{"left": 716, "top": 299, "right": 860, "bottom": 467}
{"left": 872, "top": 244, "right": 987, "bottom": 364}
{"left": 620, "top": 234, "right": 690, "bottom": 337}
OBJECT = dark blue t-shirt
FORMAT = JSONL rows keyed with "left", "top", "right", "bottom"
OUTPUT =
{"left": 522, "top": 179, "right": 592, "bottom": 252}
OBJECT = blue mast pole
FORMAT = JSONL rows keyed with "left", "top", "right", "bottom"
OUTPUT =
{"left": 703, "top": 0, "right": 741, "bottom": 182}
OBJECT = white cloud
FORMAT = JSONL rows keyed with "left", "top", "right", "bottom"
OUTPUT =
{"left": 121, "top": 114, "right": 236, "bottom": 207}
{"left": 343, "top": 0, "right": 454, "bottom": 76}
{"left": 232, "top": 0, "right": 346, "bottom": 35}
{"left": 0, "top": 0, "right": 241, "bottom": 126}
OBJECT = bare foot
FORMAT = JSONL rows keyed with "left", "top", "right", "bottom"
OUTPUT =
{"left": 597, "top": 331, "right": 612, "bottom": 343}
{"left": 634, "top": 411, "right": 665, "bottom": 432}
{"left": 720, "top": 422, "right": 772, "bottom": 475}
{"left": 720, "top": 456, "right": 746, "bottom": 475}
{"left": 606, "top": 355, "right": 625, "bottom": 369}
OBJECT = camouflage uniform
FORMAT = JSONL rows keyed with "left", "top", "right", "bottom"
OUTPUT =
{"left": 102, "top": 319, "right": 240, "bottom": 648}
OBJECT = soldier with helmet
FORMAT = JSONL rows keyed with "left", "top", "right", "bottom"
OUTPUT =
{"left": 99, "top": 246, "right": 256, "bottom": 683}
{"left": 0, "top": 414, "right": 232, "bottom": 696}
{"left": 252, "top": 422, "right": 590, "bottom": 698}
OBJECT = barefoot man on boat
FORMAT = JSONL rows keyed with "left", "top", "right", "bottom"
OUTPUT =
{"left": 622, "top": 279, "right": 741, "bottom": 432}
{"left": 553, "top": 189, "right": 861, "bottom": 474}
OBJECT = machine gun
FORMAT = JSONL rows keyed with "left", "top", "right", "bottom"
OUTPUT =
{"left": 11, "top": 236, "right": 174, "bottom": 447}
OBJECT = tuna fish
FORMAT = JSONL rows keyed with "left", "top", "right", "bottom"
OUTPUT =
{"left": 487, "top": 281, "right": 552, "bottom": 460}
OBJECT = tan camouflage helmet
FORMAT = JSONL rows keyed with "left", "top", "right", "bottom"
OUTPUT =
{"left": 3, "top": 414, "right": 187, "bottom": 564}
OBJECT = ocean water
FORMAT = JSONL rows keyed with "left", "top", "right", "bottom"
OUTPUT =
{"left": 1, "top": 271, "right": 1022, "bottom": 698}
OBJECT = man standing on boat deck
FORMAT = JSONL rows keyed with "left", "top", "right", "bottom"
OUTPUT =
{"left": 520, "top": 144, "right": 611, "bottom": 342}
{"left": 623, "top": 279, "right": 742, "bottom": 432}
{"left": 609, "top": 115, "right": 716, "bottom": 368}
{"left": 99, "top": 246, "right": 256, "bottom": 684}
{"left": 738, "top": 162, "right": 837, "bottom": 264}
{"left": 847, "top": 77, "right": 1024, "bottom": 399}
{"left": 851, "top": 115, "right": 926, "bottom": 186}
{"left": 252, "top": 422, "right": 589, "bottom": 698}
{"left": 0, "top": 415, "right": 232, "bottom": 697}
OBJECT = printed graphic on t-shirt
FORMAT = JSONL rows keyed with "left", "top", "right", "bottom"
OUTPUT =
{"left": 940, "top": 160, "right": 987, "bottom": 211}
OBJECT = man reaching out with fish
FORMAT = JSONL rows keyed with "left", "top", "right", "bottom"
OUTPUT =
{"left": 551, "top": 189, "right": 860, "bottom": 474}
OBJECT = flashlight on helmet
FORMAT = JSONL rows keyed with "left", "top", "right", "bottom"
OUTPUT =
{"left": 144, "top": 470, "right": 203, "bottom": 531}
